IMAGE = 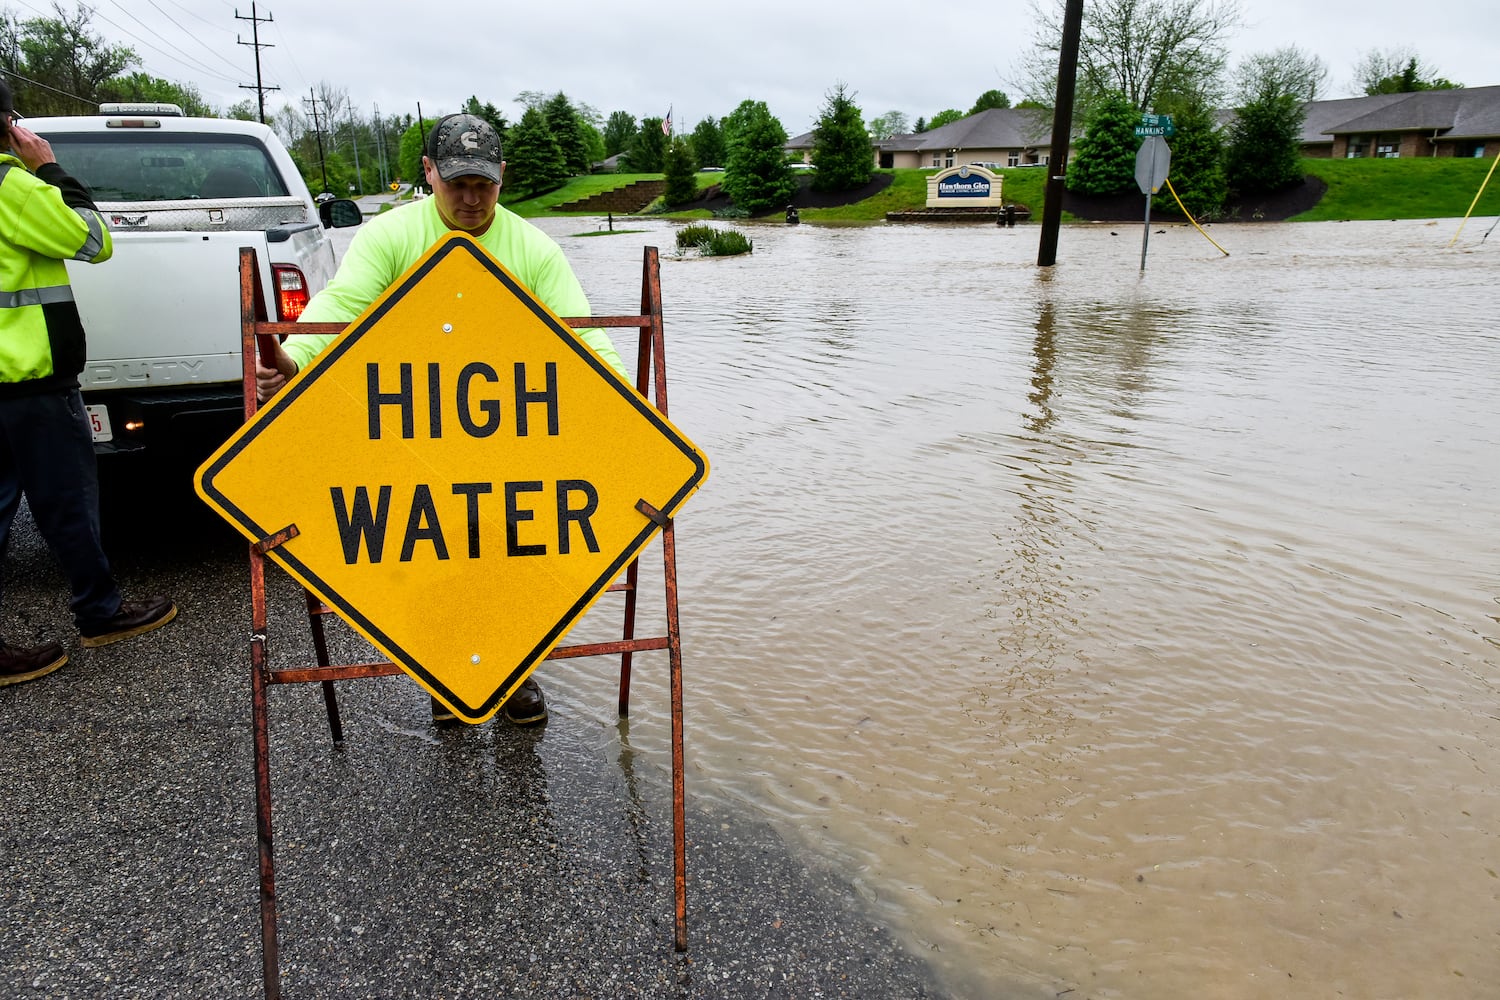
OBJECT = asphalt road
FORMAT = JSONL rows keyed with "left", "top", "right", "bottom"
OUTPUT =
{"left": 0, "top": 474, "right": 952, "bottom": 998}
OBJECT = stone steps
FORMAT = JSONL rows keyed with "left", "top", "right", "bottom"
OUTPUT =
{"left": 551, "top": 179, "right": 666, "bottom": 214}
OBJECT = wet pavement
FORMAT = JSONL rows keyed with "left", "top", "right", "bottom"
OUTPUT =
{"left": 0, "top": 489, "right": 950, "bottom": 998}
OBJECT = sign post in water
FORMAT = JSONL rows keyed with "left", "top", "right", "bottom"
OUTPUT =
{"left": 1134, "top": 130, "right": 1172, "bottom": 272}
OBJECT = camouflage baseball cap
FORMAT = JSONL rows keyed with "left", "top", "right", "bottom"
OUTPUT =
{"left": 427, "top": 113, "right": 503, "bottom": 183}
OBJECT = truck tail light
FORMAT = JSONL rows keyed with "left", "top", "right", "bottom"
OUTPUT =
{"left": 271, "top": 265, "right": 310, "bottom": 320}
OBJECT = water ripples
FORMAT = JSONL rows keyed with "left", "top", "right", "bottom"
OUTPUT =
{"left": 540, "top": 217, "right": 1500, "bottom": 1000}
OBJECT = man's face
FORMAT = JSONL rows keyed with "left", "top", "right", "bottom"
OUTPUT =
{"left": 423, "top": 156, "right": 503, "bottom": 235}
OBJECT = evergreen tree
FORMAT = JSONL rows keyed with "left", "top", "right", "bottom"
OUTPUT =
{"left": 811, "top": 83, "right": 872, "bottom": 192}
{"left": 1158, "top": 99, "right": 1226, "bottom": 218}
{"left": 602, "top": 111, "right": 636, "bottom": 157}
{"left": 913, "top": 116, "right": 928, "bottom": 133}
{"left": 662, "top": 137, "right": 698, "bottom": 206}
{"left": 690, "top": 116, "right": 725, "bottom": 169}
{"left": 722, "top": 99, "right": 796, "bottom": 214}
{"left": 462, "top": 95, "right": 508, "bottom": 136}
{"left": 1066, "top": 93, "right": 1139, "bottom": 195}
{"left": 505, "top": 106, "right": 567, "bottom": 196}
{"left": 620, "top": 117, "right": 667, "bottom": 173}
{"left": 1224, "top": 88, "right": 1304, "bottom": 195}
{"left": 543, "top": 92, "right": 590, "bottom": 175}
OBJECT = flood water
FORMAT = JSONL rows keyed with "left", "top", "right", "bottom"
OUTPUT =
{"left": 488, "top": 215, "right": 1494, "bottom": 998}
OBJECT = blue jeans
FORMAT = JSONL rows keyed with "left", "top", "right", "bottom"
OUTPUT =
{"left": 0, "top": 387, "right": 122, "bottom": 634}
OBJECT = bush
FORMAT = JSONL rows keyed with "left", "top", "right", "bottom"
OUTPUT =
{"left": 675, "top": 224, "right": 717, "bottom": 248}
{"left": 674, "top": 224, "right": 751, "bottom": 256}
{"left": 703, "top": 229, "right": 751, "bottom": 256}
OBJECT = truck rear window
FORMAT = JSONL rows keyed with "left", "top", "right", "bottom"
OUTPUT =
{"left": 44, "top": 133, "right": 292, "bottom": 202}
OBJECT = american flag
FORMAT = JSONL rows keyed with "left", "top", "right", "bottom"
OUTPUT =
{"left": 662, "top": 107, "right": 672, "bottom": 136}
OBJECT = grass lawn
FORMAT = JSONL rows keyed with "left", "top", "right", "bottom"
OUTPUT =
{"left": 1292, "top": 157, "right": 1500, "bottom": 221}
{"left": 503, "top": 158, "right": 1500, "bottom": 224}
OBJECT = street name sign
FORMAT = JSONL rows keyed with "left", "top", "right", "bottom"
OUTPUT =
{"left": 1135, "top": 113, "right": 1176, "bottom": 138}
{"left": 196, "top": 233, "right": 709, "bottom": 723}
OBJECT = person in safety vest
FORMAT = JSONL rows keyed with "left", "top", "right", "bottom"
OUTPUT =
{"left": 0, "top": 80, "right": 177, "bottom": 688}
{"left": 256, "top": 112, "right": 627, "bottom": 729}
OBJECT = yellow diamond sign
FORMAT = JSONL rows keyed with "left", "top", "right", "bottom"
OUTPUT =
{"left": 196, "top": 233, "right": 708, "bottom": 723}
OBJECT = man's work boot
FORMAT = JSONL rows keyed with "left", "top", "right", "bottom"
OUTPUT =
{"left": 0, "top": 641, "right": 68, "bottom": 687}
{"left": 79, "top": 597, "right": 177, "bottom": 648}
{"left": 503, "top": 677, "right": 548, "bottom": 726}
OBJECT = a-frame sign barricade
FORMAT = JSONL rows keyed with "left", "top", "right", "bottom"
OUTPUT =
{"left": 203, "top": 240, "right": 703, "bottom": 999}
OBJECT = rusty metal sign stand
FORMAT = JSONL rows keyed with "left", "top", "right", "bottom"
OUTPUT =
{"left": 233, "top": 246, "right": 690, "bottom": 999}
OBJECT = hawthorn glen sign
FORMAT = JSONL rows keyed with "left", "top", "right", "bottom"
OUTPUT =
{"left": 926, "top": 164, "right": 1004, "bottom": 208}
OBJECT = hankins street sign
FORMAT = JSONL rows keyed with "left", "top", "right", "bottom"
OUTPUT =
{"left": 196, "top": 233, "right": 709, "bottom": 723}
{"left": 1134, "top": 113, "right": 1176, "bottom": 138}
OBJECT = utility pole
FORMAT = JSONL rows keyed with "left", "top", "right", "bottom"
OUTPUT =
{"left": 1037, "top": 0, "right": 1084, "bottom": 267}
{"left": 373, "top": 103, "right": 389, "bottom": 189}
{"left": 347, "top": 104, "right": 362, "bottom": 195}
{"left": 304, "top": 88, "right": 329, "bottom": 194}
{"left": 235, "top": 3, "right": 278, "bottom": 124}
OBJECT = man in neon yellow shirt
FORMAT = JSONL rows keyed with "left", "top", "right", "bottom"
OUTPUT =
{"left": 257, "top": 113, "right": 623, "bottom": 727}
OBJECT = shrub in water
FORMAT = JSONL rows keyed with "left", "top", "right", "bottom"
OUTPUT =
{"left": 675, "top": 224, "right": 717, "bottom": 249}
{"left": 703, "top": 229, "right": 752, "bottom": 256}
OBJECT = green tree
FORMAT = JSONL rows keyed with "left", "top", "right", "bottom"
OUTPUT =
{"left": 1, "top": 3, "right": 137, "bottom": 115}
{"left": 398, "top": 117, "right": 437, "bottom": 188}
{"left": 1354, "top": 48, "right": 1461, "bottom": 94}
{"left": 969, "top": 89, "right": 1011, "bottom": 114}
{"left": 690, "top": 115, "right": 724, "bottom": 168}
{"left": 811, "top": 82, "right": 872, "bottom": 192}
{"left": 99, "top": 72, "right": 212, "bottom": 115}
{"left": 1021, "top": 0, "right": 1239, "bottom": 119}
{"left": 722, "top": 99, "right": 796, "bottom": 214}
{"left": 1224, "top": 88, "right": 1304, "bottom": 195}
{"left": 462, "top": 95, "right": 508, "bottom": 135}
{"left": 662, "top": 136, "right": 698, "bottom": 206}
{"left": 867, "top": 110, "right": 909, "bottom": 139}
{"left": 928, "top": 108, "right": 965, "bottom": 129}
{"left": 1232, "top": 46, "right": 1327, "bottom": 103}
{"left": 620, "top": 117, "right": 667, "bottom": 173}
{"left": 1066, "top": 92, "right": 1139, "bottom": 195}
{"left": 602, "top": 111, "right": 636, "bottom": 157}
{"left": 543, "top": 91, "right": 591, "bottom": 175}
{"left": 913, "top": 116, "right": 928, "bottom": 133}
{"left": 1158, "top": 99, "right": 1225, "bottom": 217}
{"left": 505, "top": 105, "right": 567, "bottom": 196}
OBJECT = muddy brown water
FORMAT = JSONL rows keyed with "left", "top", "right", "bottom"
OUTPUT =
{"left": 340, "top": 215, "right": 1499, "bottom": 998}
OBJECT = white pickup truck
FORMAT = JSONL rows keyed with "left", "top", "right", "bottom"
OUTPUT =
{"left": 28, "top": 102, "right": 362, "bottom": 466}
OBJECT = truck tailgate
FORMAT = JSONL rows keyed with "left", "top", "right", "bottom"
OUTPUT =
{"left": 69, "top": 231, "right": 267, "bottom": 390}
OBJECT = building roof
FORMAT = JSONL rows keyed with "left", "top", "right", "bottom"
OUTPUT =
{"left": 1297, "top": 93, "right": 1408, "bottom": 145}
{"left": 1313, "top": 85, "right": 1500, "bottom": 139}
{"left": 878, "top": 108, "right": 1059, "bottom": 153}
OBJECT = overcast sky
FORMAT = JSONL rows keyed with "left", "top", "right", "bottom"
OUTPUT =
{"left": 53, "top": 0, "right": 1500, "bottom": 135}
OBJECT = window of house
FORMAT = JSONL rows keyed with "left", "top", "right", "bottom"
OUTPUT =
{"left": 931, "top": 154, "right": 943, "bottom": 168}
{"left": 945, "top": 151, "right": 955, "bottom": 168}
{"left": 1346, "top": 135, "right": 1369, "bottom": 158}
{"left": 1376, "top": 134, "right": 1400, "bottom": 158}
{"left": 1457, "top": 141, "right": 1486, "bottom": 158}
{"left": 1007, "top": 152, "right": 1019, "bottom": 167}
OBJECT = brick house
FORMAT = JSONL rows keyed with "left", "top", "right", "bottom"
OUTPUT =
{"left": 1304, "top": 85, "right": 1500, "bottom": 158}
{"left": 787, "top": 108, "right": 1068, "bottom": 170}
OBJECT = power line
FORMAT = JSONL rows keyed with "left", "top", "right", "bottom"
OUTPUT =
{"left": 93, "top": 4, "right": 238, "bottom": 85}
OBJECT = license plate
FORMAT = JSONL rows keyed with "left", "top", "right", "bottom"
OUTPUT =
{"left": 86, "top": 404, "right": 113, "bottom": 442}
